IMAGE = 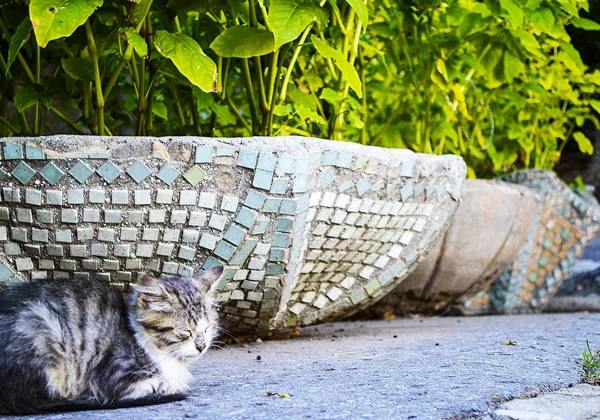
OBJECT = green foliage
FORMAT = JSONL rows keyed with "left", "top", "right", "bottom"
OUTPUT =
{"left": 581, "top": 340, "right": 600, "bottom": 386}
{"left": 0, "top": 0, "right": 598, "bottom": 178}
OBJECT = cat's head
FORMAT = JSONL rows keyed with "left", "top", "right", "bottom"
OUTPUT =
{"left": 129, "top": 266, "right": 223, "bottom": 362}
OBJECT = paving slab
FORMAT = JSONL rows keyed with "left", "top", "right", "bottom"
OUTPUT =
{"left": 10, "top": 313, "right": 600, "bottom": 420}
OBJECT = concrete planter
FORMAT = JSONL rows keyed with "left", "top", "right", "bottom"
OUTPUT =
{"left": 367, "top": 179, "right": 538, "bottom": 315}
{"left": 0, "top": 136, "right": 465, "bottom": 334}
{"left": 461, "top": 170, "right": 600, "bottom": 315}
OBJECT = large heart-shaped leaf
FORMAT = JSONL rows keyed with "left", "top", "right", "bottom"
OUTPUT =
{"left": 154, "top": 30, "right": 218, "bottom": 92}
{"left": 499, "top": 0, "right": 523, "bottom": 27}
{"left": 310, "top": 35, "right": 362, "bottom": 97}
{"left": 29, "top": 0, "right": 104, "bottom": 47}
{"left": 269, "top": 0, "right": 329, "bottom": 49}
{"left": 6, "top": 17, "right": 32, "bottom": 74}
{"left": 210, "top": 26, "right": 274, "bottom": 58}
{"left": 530, "top": 7, "right": 554, "bottom": 34}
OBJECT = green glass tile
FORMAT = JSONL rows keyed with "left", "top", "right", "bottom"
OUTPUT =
{"left": 252, "top": 169, "right": 273, "bottom": 190}
{"left": 273, "top": 232, "right": 291, "bottom": 248}
{"left": 263, "top": 197, "right": 282, "bottom": 213}
{"left": 214, "top": 241, "right": 236, "bottom": 261}
{"left": 277, "top": 156, "right": 295, "bottom": 174}
{"left": 266, "top": 263, "right": 284, "bottom": 276}
{"left": 296, "top": 157, "right": 310, "bottom": 174}
{"left": 202, "top": 256, "right": 224, "bottom": 270}
{"left": 365, "top": 279, "right": 381, "bottom": 296}
{"left": 320, "top": 168, "right": 335, "bottom": 187}
{"left": 39, "top": 162, "right": 64, "bottom": 185}
{"left": 322, "top": 150, "right": 337, "bottom": 166}
{"left": 401, "top": 183, "right": 414, "bottom": 201}
{"left": 292, "top": 176, "right": 307, "bottom": 193}
{"left": 69, "top": 160, "right": 94, "bottom": 183}
{"left": 0, "top": 168, "right": 7, "bottom": 181}
{"left": 561, "top": 229, "right": 571, "bottom": 240}
{"left": 25, "top": 145, "right": 45, "bottom": 160}
{"left": 223, "top": 224, "right": 247, "bottom": 246}
{"left": 539, "top": 257, "right": 549, "bottom": 266}
{"left": 252, "top": 217, "right": 269, "bottom": 235}
{"left": 229, "top": 239, "right": 258, "bottom": 265}
{"left": 298, "top": 195, "right": 310, "bottom": 213}
{"left": 276, "top": 217, "right": 293, "bottom": 233}
{"left": 183, "top": 165, "right": 207, "bottom": 186}
{"left": 280, "top": 198, "right": 297, "bottom": 215}
{"left": 270, "top": 178, "right": 289, "bottom": 195}
{"left": 543, "top": 239, "right": 553, "bottom": 249}
{"left": 426, "top": 183, "right": 436, "bottom": 200}
{"left": 195, "top": 146, "right": 213, "bottom": 163}
{"left": 437, "top": 182, "right": 446, "bottom": 200}
{"left": 309, "top": 152, "right": 322, "bottom": 164}
{"left": 400, "top": 161, "right": 414, "bottom": 177}
{"left": 339, "top": 180, "right": 353, "bottom": 192}
{"left": 0, "top": 264, "right": 14, "bottom": 281}
{"left": 235, "top": 206, "right": 258, "bottom": 228}
{"left": 237, "top": 148, "right": 258, "bottom": 168}
{"left": 354, "top": 156, "right": 368, "bottom": 170}
{"left": 269, "top": 247, "right": 286, "bottom": 262}
{"left": 4, "top": 142, "right": 23, "bottom": 160}
{"left": 244, "top": 190, "right": 266, "bottom": 210}
{"left": 126, "top": 161, "right": 152, "bottom": 183}
{"left": 97, "top": 160, "right": 122, "bottom": 183}
{"left": 337, "top": 151, "right": 353, "bottom": 168}
{"left": 216, "top": 146, "right": 234, "bottom": 156}
{"left": 11, "top": 161, "right": 36, "bottom": 184}
{"left": 372, "top": 180, "right": 384, "bottom": 191}
{"left": 257, "top": 153, "right": 277, "bottom": 172}
{"left": 156, "top": 164, "right": 180, "bottom": 185}
{"left": 414, "top": 181, "right": 425, "bottom": 196}
{"left": 356, "top": 178, "right": 371, "bottom": 197}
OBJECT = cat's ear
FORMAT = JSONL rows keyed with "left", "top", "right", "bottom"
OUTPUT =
{"left": 133, "top": 274, "right": 171, "bottom": 309}
{"left": 193, "top": 266, "right": 224, "bottom": 294}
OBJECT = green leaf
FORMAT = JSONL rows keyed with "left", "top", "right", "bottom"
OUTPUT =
{"left": 269, "top": 0, "right": 329, "bottom": 49}
{"left": 166, "top": 0, "right": 226, "bottom": 14}
{"left": 530, "top": 7, "right": 554, "bottom": 33}
{"left": 571, "top": 17, "right": 600, "bottom": 31}
{"left": 120, "top": 27, "right": 148, "bottom": 57}
{"left": 130, "top": 0, "right": 152, "bottom": 26}
{"left": 273, "top": 103, "right": 293, "bottom": 116}
{"left": 320, "top": 87, "right": 343, "bottom": 104}
{"left": 590, "top": 99, "right": 600, "bottom": 114}
{"left": 559, "top": 40, "right": 585, "bottom": 70}
{"left": 29, "top": 0, "right": 104, "bottom": 48}
{"left": 573, "top": 131, "right": 594, "bottom": 155}
{"left": 310, "top": 35, "right": 362, "bottom": 97}
{"left": 210, "top": 103, "right": 236, "bottom": 125}
{"left": 6, "top": 17, "right": 32, "bottom": 74}
{"left": 499, "top": 0, "right": 523, "bottom": 27}
{"left": 512, "top": 30, "right": 543, "bottom": 57}
{"left": 296, "top": 103, "right": 326, "bottom": 124}
{"left": 345, "top": 0, "right": 368, "bottom": 29}
{"left": 435, "top": 59, "right": 448, "bottom": 82}
{"left": 152, "top": 102, "right": 168, "bottom": 119}
{"left": 210, "top": 26, "right": 274, "bottom": 58}
{"left": 155, "top": 30, "right": 218, "bottom": 92}
{"left": 14, "top": 85, "right": 41, "bottom": 113}
{"left": 503, "top": 50, "right": 524, "bottom": 83}
{"left": 61, "top": 57, "right": 94, "bottom": 82}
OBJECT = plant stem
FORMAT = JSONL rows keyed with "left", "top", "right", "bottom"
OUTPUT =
{"left": 144, "top": 14, "right": 156, "bottom": 135}
{"left": 0, "top": 114, "right": 19, "bottom": 134}
{"left": 279, "top": 25, "right": 313, "bottom": 101}
{"left": 358, "top": 46, "right": 368, "bottom": 144}
{"left": 168, "top": 84, "right": 186, "bottom": 129}
{"left": 34, "top": 45, "right": 40, "bottom": 133}
{"left": 226, "top": 97, "right": 252, "bottom": 135}
{"left": 49, "top": 105, "right": 85, "bottom": 134}
{"left": 241, "top": 58, "right": 260, "bottom": 135}
{"left": 84, "top": 20, "right": 105, "bottom": 136}
{"left": 135, "top": 35, "right": 146, "bottom": 136}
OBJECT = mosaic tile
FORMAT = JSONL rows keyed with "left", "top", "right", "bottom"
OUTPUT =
{"left": 61, "top": 209, "right": 78, "bottom": 224}
{"left": 156, "top": 164, "right": 180, "bottom": 185}
{"left": 105, "top": 210, "right": 122, "bottom": 224}
{"left": 77, "top": 228, "right": 93, "bottom": 241}
{"left": 199, "top": 233, "right": 218, "bottom": 250}
{"left": 126, "top": 161, "right": 152, "bottom": 183}
{"left": 277, "top": 155, "right": 295, "bottom": 174}
{"left": 12, "top": 161, "right": 36, "bottom": 184}
{"left": 97, "top": 160, "right": 122, "bottom": 183}
{"left": 180, "top": 190, "right": 197, "bottom": 206}
{"left": 195, "top": 146, "right": 214, "bottom": 163}
{"left": 319, "top": 169, "right": 335, "bottom": 188}
{"left": 356, "top": 178, "right": 371, "bottom": 197}
{"left": 199, "top": 192, "right": 217, "bottom": 209}
{"left": 270, "top": 178, "right": 289, "bottom": 195}
{"left": 83, "top": 208, "right": 100, "bottom": 223}
{"left": 280, "top": 198, "right": 298, "bottom": 215}
{"left": 89, "top": 189, "right": 105, "bottom": 204}
{"left": 55, "top": 229, "right": 72, "bottom": 243}
{"left": 263, "top": 197, "right": 282, "bottom": 213}
{"left": 337, "top": 151, "right": 353, "bottom": 168}
{"left": 36, "top": 210, "right": 53, "bottom": 224}
{"left": 214, "top": 241, "right": 236, "bottom": 261}
{"left": 0, "top": 168, "right": 6, "bottom": 181}
{"left": 257, "top": 153, "right": 277, "bottom": 172}
{"left": 67, "top": 189, "right": 85, "bottom": 204}
{"left": 136, "top": 244, "right": 154, "bottom": 258}
{"left": 148, "top": 209, "right": 166, "bottom": 224}
{"left": 181, "top": 229, "right": 200, "bottom": 243}
{"left": 16, "top": 208, "right": 33, "bottom": 224}
{"left": 4, "top": 142, "right": 23, "bottom": 159}
{"left": 69, "top": 160, "right": 94, "bottom": 183}
{"left": 134, "top": 190, "right": 151, "bottom": 205}
{"left": 189, "top": 211, "right": 207, "bottom": 226}
{"left": 209, "top": 214, "right": 227, "bottom": 231}
{"left": 39, "top": 162, "right": 64, "bottom": 185}
{"left": 235, "top": 207, "right": 258, "bottom": 229}
{"left": 221, "top": 195, "right": 239, "bottom": 212}
{"left": 252, "top": 169, "right": 274, "bottom": 190}
{"left": 2, "top": 188, "right": 20, "bottom": 202}
{"left": 142, "top": 228, "right": 160, "bottom": 241}
{"left": 183, "top": 165, "right": 207, "bottom": 187}
{"left": 236, "top": 149, "right": 258, "bottom": 169}
{"left": 244, "top": 190, "right": 266, "bottom": 210}
{"left": 224, "top": 224, "right": 247, "bottom": 246}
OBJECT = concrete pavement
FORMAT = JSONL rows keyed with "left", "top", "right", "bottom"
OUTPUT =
{"left": 12, "top": 313, "right": 599, "bottom": 419}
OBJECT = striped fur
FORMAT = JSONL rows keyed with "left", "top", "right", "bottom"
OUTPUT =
{"left": 0, "top": 266, "right": 223, "bottom": 414}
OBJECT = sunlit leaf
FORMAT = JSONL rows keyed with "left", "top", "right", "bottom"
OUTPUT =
{"left": 210, "top": 26, "right": 274, "bottom": 58}
{"left": 269, "top": 0, "right": 329, "bottom": 49}
{"left": 120, "top": 27, "right": 148, "bottom": 57}
{"left": 311, "top": 35, "right": 362, "bottom": 97}
{"left": 573, "top": 131, "right": 594, "bottom": 155}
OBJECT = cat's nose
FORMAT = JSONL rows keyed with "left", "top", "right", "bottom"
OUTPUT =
{"left": 196, "top": 344, "right": 206, "bottom": 353}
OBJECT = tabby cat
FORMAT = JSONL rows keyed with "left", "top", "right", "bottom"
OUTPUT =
{"left": 0, "top": 266, "right": 223, "bottom": 414}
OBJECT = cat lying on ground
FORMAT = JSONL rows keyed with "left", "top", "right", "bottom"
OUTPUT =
{"left": 0, "top": 266, "right": 223, "bottom": 414}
